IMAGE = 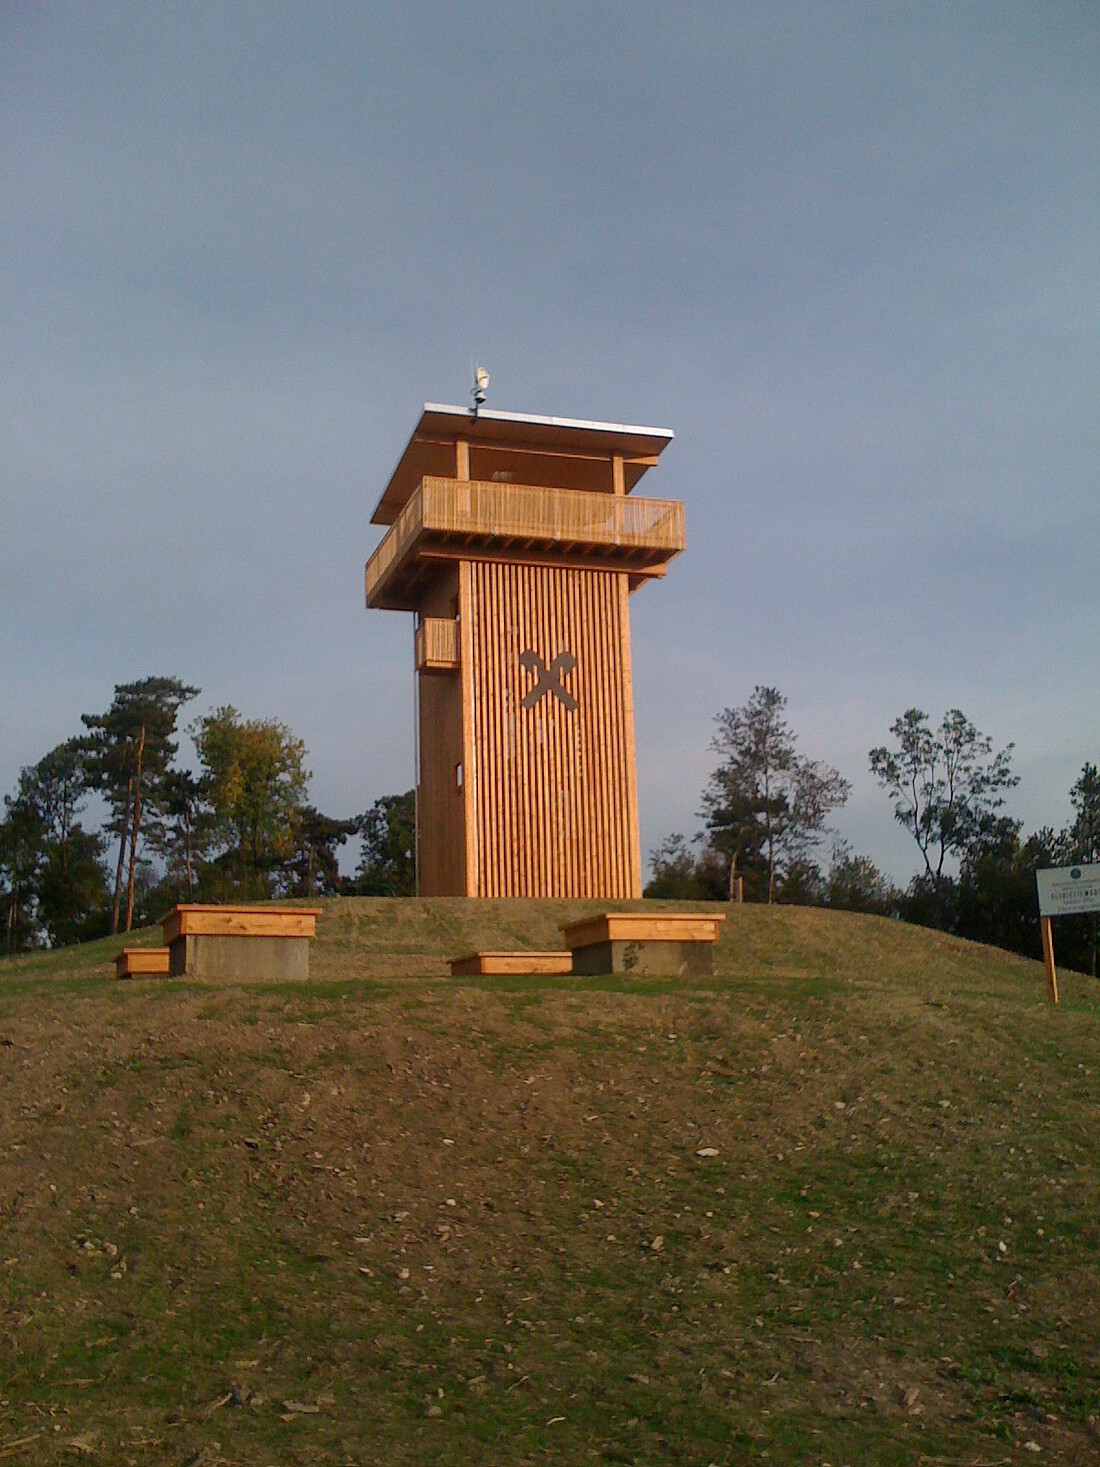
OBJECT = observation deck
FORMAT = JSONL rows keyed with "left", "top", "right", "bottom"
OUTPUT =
{"left": 364, "top": 475, "right": 686, "bottom": 611}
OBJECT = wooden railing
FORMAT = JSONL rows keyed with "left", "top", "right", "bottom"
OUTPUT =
{"left": 366, "top": 477, "right": 685, "bottom": 604}
{"left": 415, "top": 616, "right": 460, "bottom": 672}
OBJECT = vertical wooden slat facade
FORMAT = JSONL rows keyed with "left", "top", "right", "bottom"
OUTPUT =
{"left": 461, "top": 562, "right": 639, "bottom": 898}
{"left": 367, "top": 404, "right": 681, "bottom": 900}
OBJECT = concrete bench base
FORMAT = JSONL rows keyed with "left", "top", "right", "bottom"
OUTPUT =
{"left": 562, "top": 912, "right": 725, "bottom": 977}
{"left": 161, "top": 905, "right": 322, "bottom": 981}
{"left": 449, "top": 951, "right": 573, "bottom": 977}
{"left": 115, "top": 947, "right": 171, "bottom": 979}
{"left": 167, "top": 933, "right": 313, "bottom": 981}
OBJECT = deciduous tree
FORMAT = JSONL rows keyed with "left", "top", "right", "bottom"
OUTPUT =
{"left": 869, "top": 708, "right": 1018, "bottom": 895}
{"left": 0, "top": 741, "right": 109, "bottom": 948}
{"left": 193, "top": 707, "right": 309, "bottom": 896}
{"left": 354, "top": 791, "right": 416, "bottom": 896}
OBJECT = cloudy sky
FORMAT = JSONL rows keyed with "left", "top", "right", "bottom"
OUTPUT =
{"left": 3, "top": 2, "right": 1097, "bottom": 883}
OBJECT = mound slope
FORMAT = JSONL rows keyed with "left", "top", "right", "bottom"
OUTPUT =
{"left": 0, "top": 900, "right": 1097, "bottom": 1465}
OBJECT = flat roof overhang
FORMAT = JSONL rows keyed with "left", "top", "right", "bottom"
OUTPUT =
{"left": 371, "top": 403, "right": 674, "bottom": 525}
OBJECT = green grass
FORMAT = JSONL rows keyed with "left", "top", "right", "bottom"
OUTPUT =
{"left": 0, "top": 898, "right": 1097, "bottom": 1464}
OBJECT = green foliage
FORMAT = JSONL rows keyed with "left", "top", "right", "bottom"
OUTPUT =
{"left": 869, "top": 723, "right": 1100, "bottom": 972}
{"left": 285, "top": 805, "right": 356, "bottom": 898}
{"left": 1062, "top": 764, "right": 1100, "bottom": 976}
{"left": 868, "top": 714, "right": 1100, "bottom": 970}
{"left": 1, "top": 679, "right": 369, "bottom": 944}
{"left": 647, "top": 691, "right": 874, "bottom": 908}
{"left": 354, "top": 790, "right": 416, "bottom": 895}
{"left": 35, "top": 827, "right": 110, "bottom": 948}
{"left": 22, "top": 738, "right": 92, "bottom": 849}
{"left": 778, "top": 854, "right": 826, "bottom": 905}
{"left": 2, "top": 663, "right": 1093, "bottom": 977}
{"left": 951, "top": 820, "right": 1039, "bottom": 956}
{"left": 82, "top": 676, "right": 200, "bottom": 931}
{"left": 0, "top": 740, "right": 109, "bottom": 951}
{"left": 192, "top": 706, "right": 310, "bottom": 898}
{"left": 701, "top": 686, "right": 850, "bottom": 902}
{"left": 869, "top": 708, "right": 1019, "bottom": 892}
{"left": 645, "top": 833, "right": 703, "bottom": 898}
{"left": 1069, "top": 763, "right": 1100, "bottom": 860}
{"left": 825, "top": 840, "right": 899, "bottom": 916}
{"left": 0, "top": 788, "right": 43, "bottom": 952}
{"left": 156, "top": 767, "right": 210, "bottom": 899}
{"left": 644, "top": 834, "right": 730, "bottom": 900}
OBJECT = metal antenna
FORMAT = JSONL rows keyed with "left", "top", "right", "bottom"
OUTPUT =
{"left": 471, "top": 364, "right": 489, "bottom": 416}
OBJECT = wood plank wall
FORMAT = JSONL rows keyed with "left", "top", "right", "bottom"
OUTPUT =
{"left": 416, "top": 568, "right": 466, "bottom": 896}
{"left": 465, "top": 561, "right": 641, "bottom": 899}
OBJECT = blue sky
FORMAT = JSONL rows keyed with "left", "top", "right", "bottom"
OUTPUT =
{"left": 3, "top": 2, "right": 1097, "bottom": 883}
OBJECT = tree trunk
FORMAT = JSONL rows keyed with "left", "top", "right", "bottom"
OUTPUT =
{"left": 110, "top": 778, "right": 133, "bottom": 935}
{"left": 183, "top": 804, "right": 194, "bottom": 898}
{"left": 124, "top": 724, "right": 146, "bottom": 933}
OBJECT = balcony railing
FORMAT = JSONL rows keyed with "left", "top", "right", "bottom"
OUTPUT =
{"left": 365, "top": 476, "right": 685, "bottom": 607}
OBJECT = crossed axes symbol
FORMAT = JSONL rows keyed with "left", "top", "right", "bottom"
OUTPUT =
{"left": 519, "top": 649, "right": 578, "bottom": 711}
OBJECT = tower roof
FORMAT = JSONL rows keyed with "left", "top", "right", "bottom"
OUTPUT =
{"left": 372, "top": 403, "right": 674, "bottom": 525}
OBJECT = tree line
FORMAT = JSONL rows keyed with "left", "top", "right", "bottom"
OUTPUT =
{"left": 646, "top": 686, "right": 1099, "bottom": 976}
{"left": 5, "top": 675, "right": 1097, "bottom": 975}
{"left": 0, "top": 677, "right": 415, "bottom": 952}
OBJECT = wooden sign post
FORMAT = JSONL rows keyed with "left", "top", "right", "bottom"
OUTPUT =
{"left": 364, "top": 404, "right": 684, "bottom": 898}
{"left": 1035, "top": 863, "right": 1100, "bottom": 1006}
{"left": 1039, "top": 915, "right": 1059, "bottom": 1006}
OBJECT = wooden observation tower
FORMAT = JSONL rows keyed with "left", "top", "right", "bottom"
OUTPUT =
{"left": 364, "top": 403, "right": 684, "bottom": 899}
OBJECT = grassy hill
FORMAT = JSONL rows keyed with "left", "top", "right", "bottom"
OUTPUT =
{"left": 0, "top": 899, "right": 1097, "bottom": 1465}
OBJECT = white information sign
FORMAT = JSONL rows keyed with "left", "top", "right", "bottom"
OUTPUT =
{"left": 1036, "top": 864, "right": 1100, "bottom": 918}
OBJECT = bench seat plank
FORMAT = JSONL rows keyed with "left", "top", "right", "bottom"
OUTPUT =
{"left": 115, "top": 947, "right": 171, "bottom": 979}
{"left": 449, "top": 951, "right": 574, "bottom": 977}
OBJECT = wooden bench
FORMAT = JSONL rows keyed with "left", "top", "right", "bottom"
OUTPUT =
{"left": 449, "top": 951, "right": 574, "bottom": 977}
{"left": 115, "top": 947, "right": 171, "bottom": 979}
{"left": 161, "top": 904, "right": 323, "bottom": 980}
{"left": 561, "top": 911, "right": 725, "bottom": 977}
